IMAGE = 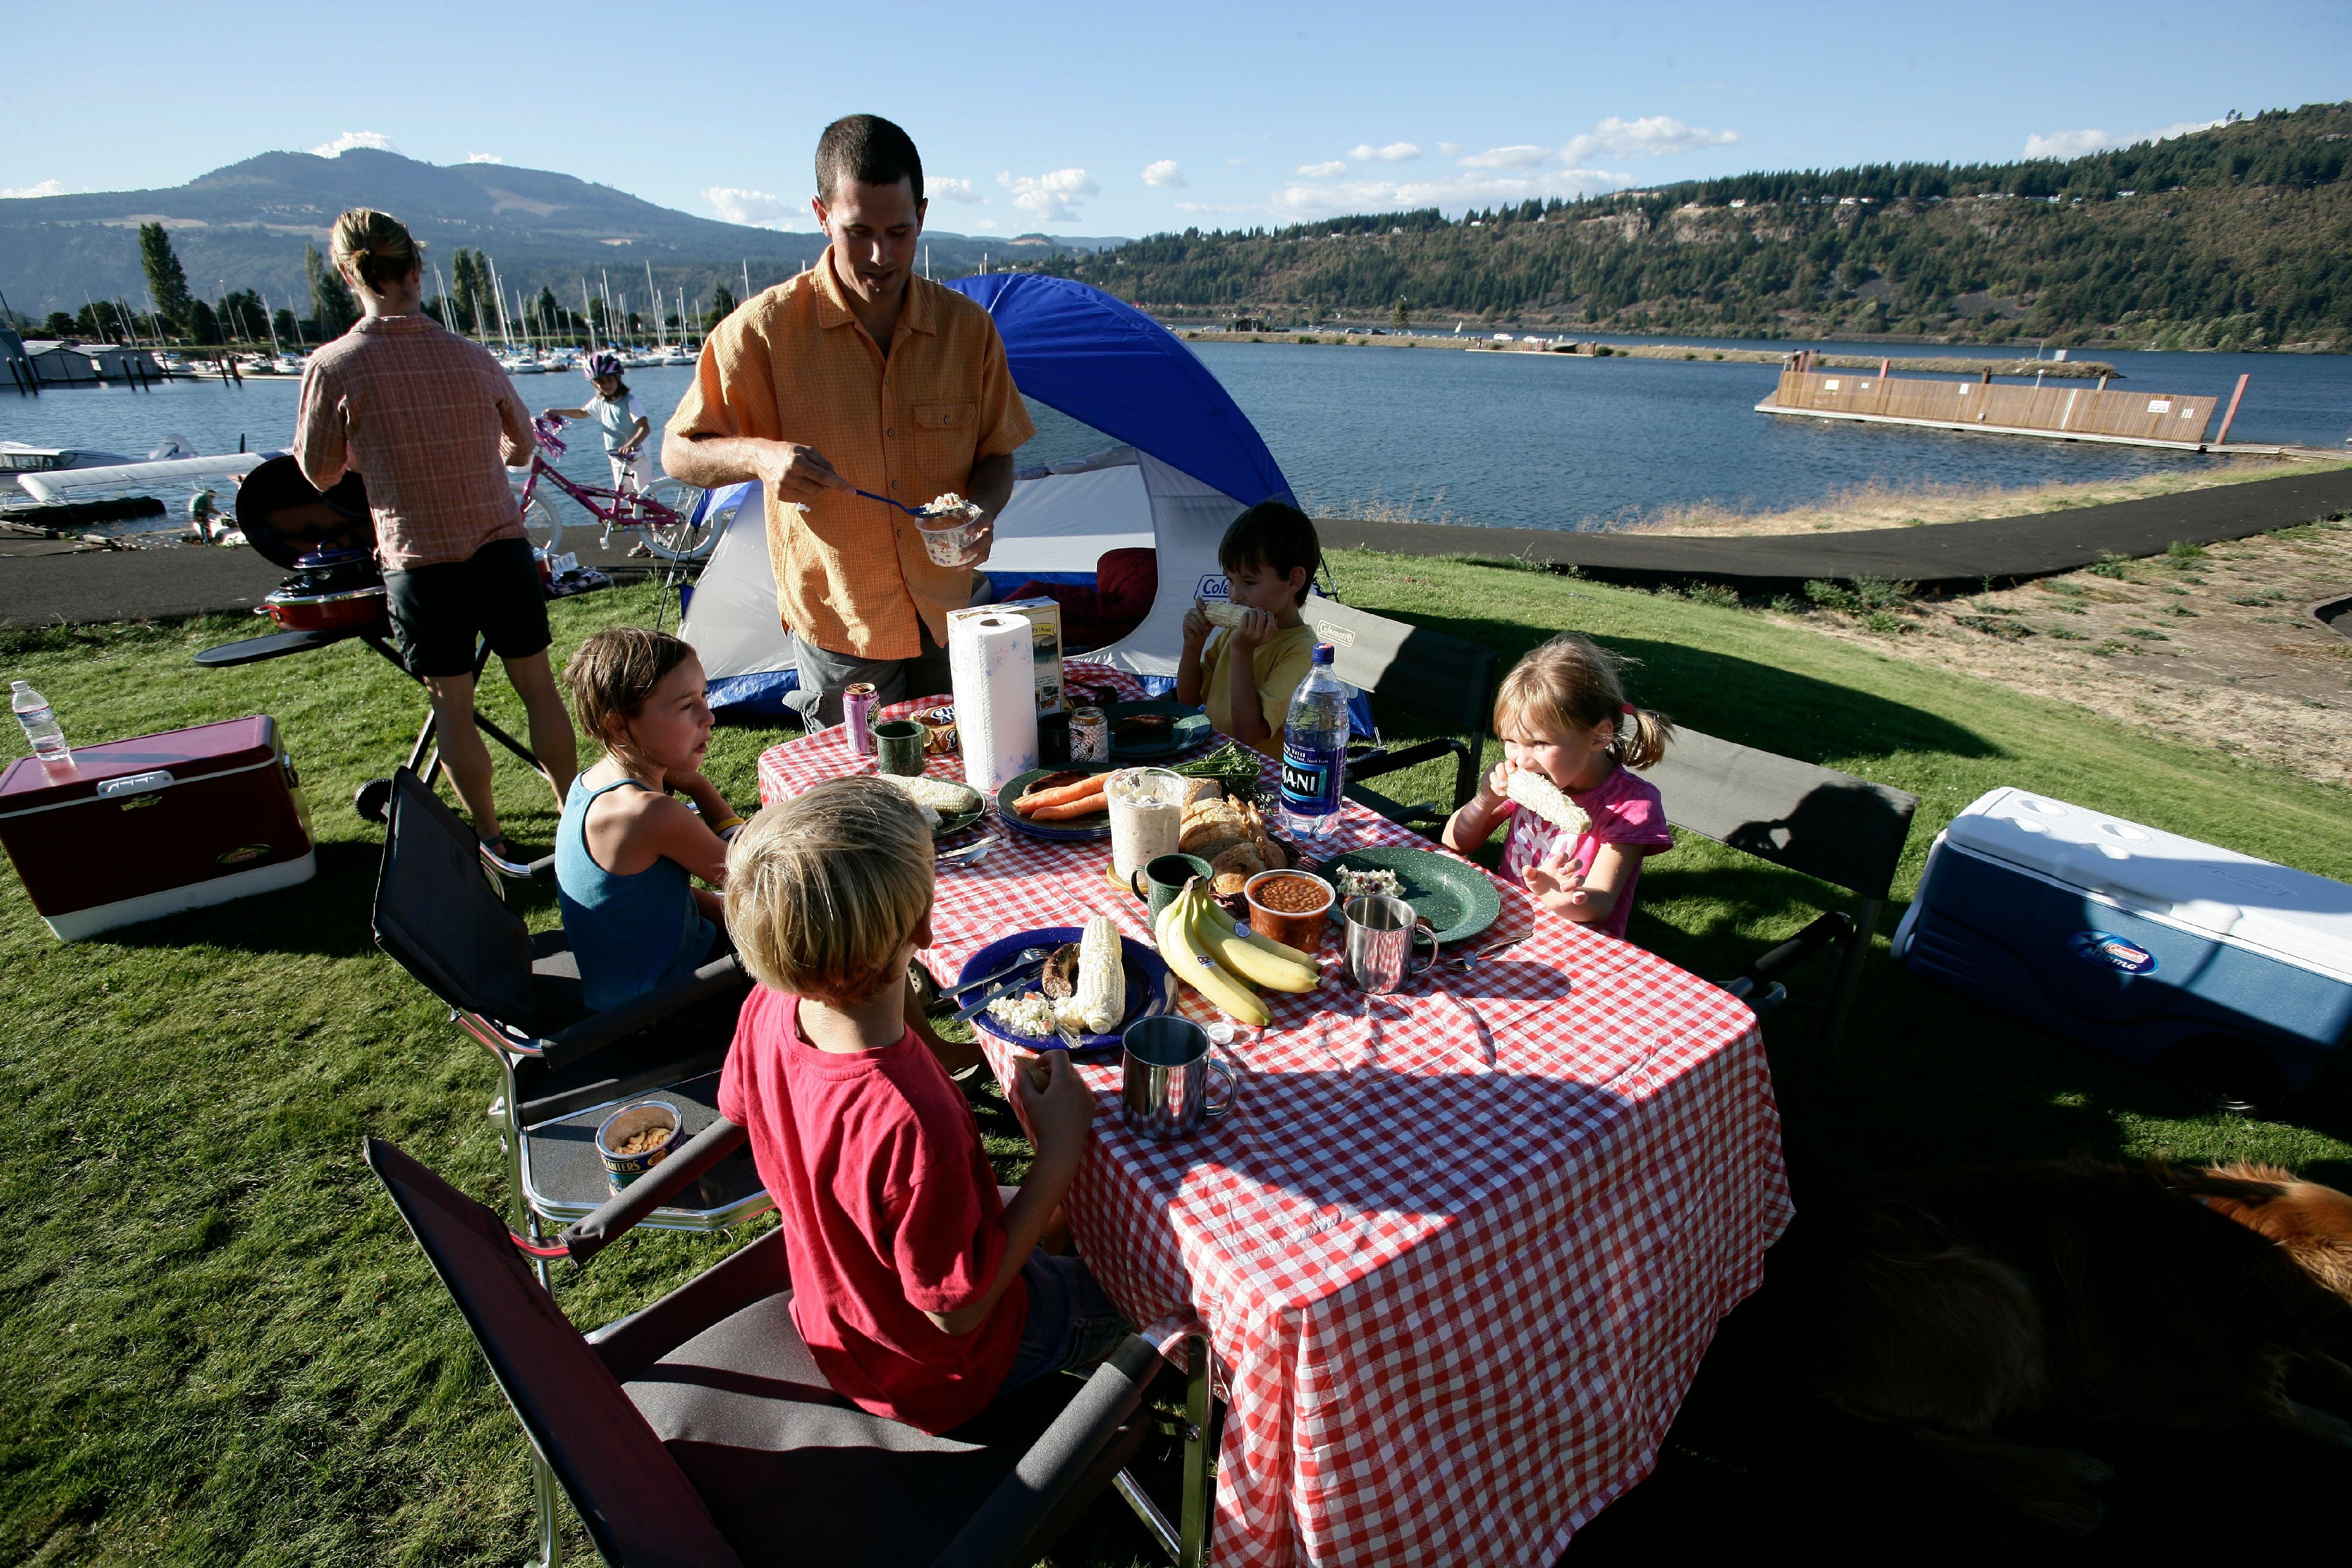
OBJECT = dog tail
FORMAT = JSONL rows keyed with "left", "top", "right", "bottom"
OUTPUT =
{"left": 1911, "top": 1435, "right": 2115, "bottom": 1537}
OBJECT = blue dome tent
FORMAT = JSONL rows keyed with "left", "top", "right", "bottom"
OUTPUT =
{"left": 682, "top": 275, "right": 1297, "bottom": 706}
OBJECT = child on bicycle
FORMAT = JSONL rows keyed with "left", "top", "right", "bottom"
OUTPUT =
{"left": 545, "top": 351, "right": 651, "bottom": 487}
{"left": 557, "top": 627, "right": 741, "bottom": 1010}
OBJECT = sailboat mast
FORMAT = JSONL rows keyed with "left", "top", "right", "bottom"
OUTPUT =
{"left": 645, "top": 261, "right": 664, "bottom": 351}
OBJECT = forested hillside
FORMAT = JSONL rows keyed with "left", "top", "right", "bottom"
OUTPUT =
{"left": 1035, "top": 102, "right": 2352, "bottom": 351}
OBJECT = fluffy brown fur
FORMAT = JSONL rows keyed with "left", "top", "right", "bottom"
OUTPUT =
{"left": 1772, "top": 1158, "right": 2352, "bottom": 1534}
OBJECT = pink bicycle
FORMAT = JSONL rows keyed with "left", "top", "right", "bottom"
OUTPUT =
{"left": 515, "top": 416, "right": 716, "bottom": 562}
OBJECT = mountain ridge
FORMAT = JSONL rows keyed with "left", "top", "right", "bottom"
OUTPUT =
{"left": 0, "top": 148, "right": 1128, "bottom": 315}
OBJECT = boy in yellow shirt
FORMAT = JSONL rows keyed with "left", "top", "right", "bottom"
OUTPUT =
{"left": 1177, "top": 502, "right": 1323, "bottom": 758}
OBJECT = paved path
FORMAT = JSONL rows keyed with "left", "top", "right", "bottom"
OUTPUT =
{"left": 9, "top": 468, "right": 2349, "bottom": 625}
{"left": 1321, "top": 466, "right": 2352, "bottom": 593}
{"left": 0, "top": 535, "right": 670, "bottom": 628}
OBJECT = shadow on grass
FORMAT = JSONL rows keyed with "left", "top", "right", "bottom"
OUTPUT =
{"left": 1361, "top": 604, "right": 1999, "bottom": 769}
{"left": 100, "top": 840, "right": 387, "bottom": 960}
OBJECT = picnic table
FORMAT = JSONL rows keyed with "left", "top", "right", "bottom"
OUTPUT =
{"left": 757, "top": 666, "right": 1792, "bottom": 1567}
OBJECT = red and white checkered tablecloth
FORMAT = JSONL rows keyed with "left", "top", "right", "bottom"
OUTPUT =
{"left": 758, "top": 665, "right": 1792, "bottom": 1567}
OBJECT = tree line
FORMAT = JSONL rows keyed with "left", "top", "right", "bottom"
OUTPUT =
{"left": 1027, "top": 101, "right": 2352, "bottom": 352}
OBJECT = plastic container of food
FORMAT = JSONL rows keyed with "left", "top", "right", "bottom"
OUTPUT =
{"left": 1105, "top": 767, "right": 1185, "bottom": 882}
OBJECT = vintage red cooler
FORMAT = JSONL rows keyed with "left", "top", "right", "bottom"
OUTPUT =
{"left": 0, "top": 716, "right": 315, "bottom": 939}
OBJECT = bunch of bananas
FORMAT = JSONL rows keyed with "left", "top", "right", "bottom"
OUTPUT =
{"left": 1151, "top": 876, "right": 1321, "bottom": 1026}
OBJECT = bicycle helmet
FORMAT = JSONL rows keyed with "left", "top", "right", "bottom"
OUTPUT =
{"left": 584, "top": 350, "right": 624, "bottom": 381}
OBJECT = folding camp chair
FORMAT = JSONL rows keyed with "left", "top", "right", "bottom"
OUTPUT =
{"left": 1303, "top": 598, "right": 1500, "bottom": 834}
{"left": 1639, "top": 729, "right": 1919, "bottom": 1046}
{"left": 371, "top": 767, "right": 764, "bottom": 1246}
{"left": 366, "top": 1134, "right": 1204, "bottom": 1567}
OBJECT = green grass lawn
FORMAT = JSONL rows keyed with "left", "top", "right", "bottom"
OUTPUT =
{"left": 3, "top": 560, "right": 2347, "bottom": 1565}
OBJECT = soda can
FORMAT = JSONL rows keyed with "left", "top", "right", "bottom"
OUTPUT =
{"left": 1069, "top": 706, "right": 1109, "bottom": 762}
{"left": 844, "top": 682, "right": 879, "bottom": 755}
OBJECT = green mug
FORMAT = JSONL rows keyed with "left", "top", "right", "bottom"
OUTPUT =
{"left": 873, "top": 719, "right": 927, "bottom": 777}
{"left": 1130, "top": 853, "right": 1214, "bottom": 918}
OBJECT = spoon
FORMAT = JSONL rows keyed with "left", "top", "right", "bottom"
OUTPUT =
{"left": 937, "top": 834, "right": 1000, "bottom": 867}
{"left": 854, "top": 487, "right": 936, "bottom": 520}
{"left": 1450, "top": 936, "right": 1529, "bottom": 972}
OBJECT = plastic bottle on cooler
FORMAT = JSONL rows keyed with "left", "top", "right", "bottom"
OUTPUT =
{"left": 11, "top": 681, "right": 70, "bottom": 765}
{"left": 1279, "top": 644, "right": 1347, "bottom": 840}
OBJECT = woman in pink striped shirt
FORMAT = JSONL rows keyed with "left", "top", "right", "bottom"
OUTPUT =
{"left": 295, "top": 209, "right": 577, "bottom": 863}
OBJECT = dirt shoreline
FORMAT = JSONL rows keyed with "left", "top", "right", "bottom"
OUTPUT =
{"left": 1619, "top": 458, "right": 2352, "bottom": 538}
{"left": 1753, "top": 518, "right": 2352, "bottom": 788}
{"left": 1174, "top": 327, "right": 2122, "bottom": 379}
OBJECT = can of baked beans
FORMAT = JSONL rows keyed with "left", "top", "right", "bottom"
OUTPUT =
{"left": 1069, "top": 706, "right": 1109, "bottom": 762}
{"left": 844, "top": 683, "right": 879, "bottom": 755}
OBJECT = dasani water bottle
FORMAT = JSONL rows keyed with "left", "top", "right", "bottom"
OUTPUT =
{"left": 11, "top": 681, "right": 70, "bottom": 766}
{"left": 1279, "top": 644, "right": 1347, "bottom": 840}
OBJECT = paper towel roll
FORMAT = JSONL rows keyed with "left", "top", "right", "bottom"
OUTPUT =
{"left": 949, "top": 612, "right": 1039, "bottom": 795}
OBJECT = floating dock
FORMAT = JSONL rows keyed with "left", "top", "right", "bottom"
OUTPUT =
{"left": 1757, "top": 352, "right": 2250, "bottom": 452}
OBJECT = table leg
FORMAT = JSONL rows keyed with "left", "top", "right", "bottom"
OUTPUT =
{"left": 1181, "top": 1332, "right": 1213, "bottom": 1568}
{"left": 528, "top": 1450, "right": 562, "bottom": 1568}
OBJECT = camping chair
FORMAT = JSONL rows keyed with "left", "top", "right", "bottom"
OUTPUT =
{"left": 1304, "top": 598, "right": 1499, "bottom": 834}
{"left": 370, "top": 767, "right": 765, "bottom": 1250}
{"left": 365, "top": 1134, "right": 1207, "bottom": 1567}
{"left": 1639, "top": 729, "right": 1919, "bottom": 1047}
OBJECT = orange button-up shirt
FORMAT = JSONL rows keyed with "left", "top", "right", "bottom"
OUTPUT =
{"left": 665, "top": 258, "right": 1034, "bottom": 661}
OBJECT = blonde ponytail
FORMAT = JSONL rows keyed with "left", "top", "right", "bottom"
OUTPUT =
{"left": 1612, "top": 705, "right": 1675, "bottom": 770}
{"left": 329, "top": 208, "right": 423, "bottom": 293}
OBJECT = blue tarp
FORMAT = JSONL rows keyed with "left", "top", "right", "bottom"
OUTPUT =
{"left": 946, "top": 274, "right": 1293, "bottom": 509}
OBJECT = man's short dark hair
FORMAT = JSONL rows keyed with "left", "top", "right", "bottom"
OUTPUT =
{"left": 1217, "top": 501, "right": 1322, "bottom": 607}
{"left": 815, "top": 115, "right": 925, "bottom": 205}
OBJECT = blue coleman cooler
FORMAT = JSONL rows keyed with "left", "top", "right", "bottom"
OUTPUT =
{"left": 1893, "top": 787, "right": 2352, "bottom": 1097}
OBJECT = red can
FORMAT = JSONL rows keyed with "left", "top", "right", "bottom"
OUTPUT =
{"left": 843, "top": 682, "right": 879, "bottom": 755}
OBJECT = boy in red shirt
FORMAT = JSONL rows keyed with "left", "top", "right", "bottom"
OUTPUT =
{"left": 719, "top": 777, "right": 1127, "bottom": 1433}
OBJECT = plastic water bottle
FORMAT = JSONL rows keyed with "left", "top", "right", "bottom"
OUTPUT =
{"left": 11, "top": 681, "right": 70, "bottom": 766}
{"left": 1279, "top": 644, "right": 1348, "bottom": 841}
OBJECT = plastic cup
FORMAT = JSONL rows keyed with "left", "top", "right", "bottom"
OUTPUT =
{"left": 916, "top": 513, "right": 982, "bottom": 567}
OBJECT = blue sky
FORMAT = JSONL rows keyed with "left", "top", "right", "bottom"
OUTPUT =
{"left": 5, "top": 0, "right": 2348, "bottom": 236}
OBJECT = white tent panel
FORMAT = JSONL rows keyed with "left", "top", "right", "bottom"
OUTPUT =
{"left": 677, "top": 446, "right": 1252, "bottom": 685}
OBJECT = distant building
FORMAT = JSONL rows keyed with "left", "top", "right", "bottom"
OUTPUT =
{"left": 21, "top": 340, "right": 161, "bottom": 383}
{"left": 1, "top": 326, "right": 30, "bottom": 391}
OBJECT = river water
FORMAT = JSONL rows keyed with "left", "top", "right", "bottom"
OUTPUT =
{"left": 6, "top": 335, "right": 2348, "bottom": 533}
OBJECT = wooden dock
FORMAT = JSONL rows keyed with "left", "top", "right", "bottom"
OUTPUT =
{"left": 1757, "top": 353, "right": 2251, "bottom": 452}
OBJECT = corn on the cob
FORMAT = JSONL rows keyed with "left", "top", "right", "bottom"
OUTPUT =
{"left": 1505, "top": 769, "right": 1591, "bottom": 837}
{"left": 1069, "top": 914, "right": 1125, "bottom": 1033}
{"left": 877, "top": 774, "right": 980, "bottom": 820}
{"left": 1202, "top": 602, "right": 1249, "bottom": 628}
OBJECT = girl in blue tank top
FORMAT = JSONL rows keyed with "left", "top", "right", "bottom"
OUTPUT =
{"left": 558, "top": 628, "right": 743, "bottom": 1011}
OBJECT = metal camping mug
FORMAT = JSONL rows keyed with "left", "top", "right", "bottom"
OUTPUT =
{"left": 872, "top": 718, "right": 927, "bottom": 776}
{"left": 1342, "top": 894, "right": 1439, "bottom": 994}
{"left": 1121, "top": 1016, "right": 1236, "bottom": 1141}
{"left": 1129, "top": 852, "right": 1214, "bottom": 919}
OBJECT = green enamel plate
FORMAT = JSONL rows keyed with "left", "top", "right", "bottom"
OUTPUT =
{"left": 1320, "top": 845, "right": 1502, "bottom": 944}
{"left": 1103, "top": 699, "right": 1213, "bottom": 762}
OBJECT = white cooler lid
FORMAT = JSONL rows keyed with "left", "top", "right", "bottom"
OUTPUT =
{"left": 1943, "top": 787, "right": 2352, "bottom": 984}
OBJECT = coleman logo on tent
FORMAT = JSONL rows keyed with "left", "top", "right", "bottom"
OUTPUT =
{"left": 1196, "top": 574, "right": 1230, "bottom": 601}
{"left": 1315, "top": 621, "right": 1356, "bottom": 648}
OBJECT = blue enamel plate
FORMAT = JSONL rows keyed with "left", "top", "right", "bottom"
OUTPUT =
{"left": 954, "top": 926, "right": 1170, "bottom": 1053}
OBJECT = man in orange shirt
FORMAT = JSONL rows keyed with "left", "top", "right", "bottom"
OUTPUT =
{"left": 662, "top": 114, "right": 1034, "bottom": 724}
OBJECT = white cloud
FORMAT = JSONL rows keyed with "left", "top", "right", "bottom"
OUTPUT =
{"left": 1437, "top": 142, "right": 1462, "bottom": 156}
{"left": 973, "top": 218, "right": 1000, "bottom": 231}
{"left": 2023, "top": 119, "right": 2222, "bottom": 160}
{"left": 1457, "top": 145, "right": 1549, "bottom": 169}
{"left": 1, "top": 179, "right": 67, "bottom": 199}
{"left": 1348, "top": 142, "right": 1422, "bottom": 162}
{"left": 1142, "top": 159, "right": 1187, "bottom": 188}
{"left": 704, "top": 187, "right": 804, "bottom": 230}
{"left": 1559, "top": 116, "right": 1739, "bottom": 164}
{"left": 930, "top": 176, "right": 981, "bottom": 203}
{"left": 1227, "top": 156, "right": 1248, "bottom": 166}
{"left": 466, "top": 152, "right": 503, "bottom": 164}
{"left": 311, "top": 130, "right": 402, "bottom": 157}
{"left": 1271, "top": 166, "right": 1633, "bottom": 222}
{"left": 1296, "top": 160, "right": 1348, "bottom": 178}
{"left": 997, "top": 167, "right": 1099, "bottom": 222}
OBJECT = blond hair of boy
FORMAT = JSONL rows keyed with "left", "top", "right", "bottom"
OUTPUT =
{"left": 722, "top": 775, "right": 1093, "bottom": 1338}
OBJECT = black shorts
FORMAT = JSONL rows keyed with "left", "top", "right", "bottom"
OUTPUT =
{"left": 384, "top": 537, "right": 551, "bottom": 677}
